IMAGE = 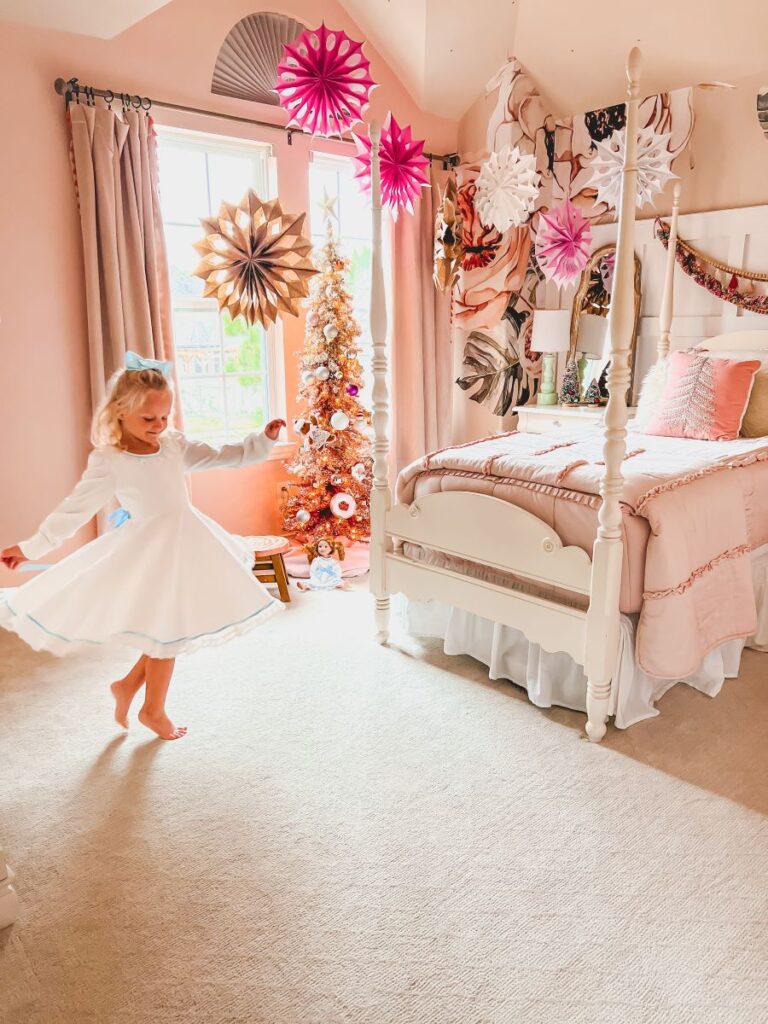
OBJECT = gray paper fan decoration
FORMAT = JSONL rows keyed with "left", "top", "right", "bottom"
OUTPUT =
{"left": 212, "top": 12, "right": 306, "bottom": 106}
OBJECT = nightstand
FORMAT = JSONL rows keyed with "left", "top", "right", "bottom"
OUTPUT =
{"left": 513, "top": 404, "right": 637, "bottom": 435}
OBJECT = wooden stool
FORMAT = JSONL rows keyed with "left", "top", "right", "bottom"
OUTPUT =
{"left": 251, "top": 536, "right": 291, "bottom": 603}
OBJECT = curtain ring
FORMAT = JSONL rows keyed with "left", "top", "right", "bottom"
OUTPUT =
{"left": 104, "top": 89, "right": 114, "bottom": 109}
{"left": 131, "top": 94, "right": 142, "bottom": 110}
{"left": 122, "top": 93, "right": 130, "bottom": 111}
{"left": 141, "top": 96, "right": 152, "bottom": 112}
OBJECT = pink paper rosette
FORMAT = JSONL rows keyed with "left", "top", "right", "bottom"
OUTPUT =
{"left": 352, "top": 113, "right": 430, "bottom": 217}
{"left": 534, "top": 199, "right": 592, "bottom": 287}
{"left": 275, "top": 22, "right": 376, "bottom": 138}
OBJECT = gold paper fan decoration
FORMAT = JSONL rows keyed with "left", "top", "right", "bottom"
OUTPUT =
{"left": 193, "top": 191, "right": 318, "bottom": 328}
{"left": 433, "top": 175, "right": 464, "bottom": 292}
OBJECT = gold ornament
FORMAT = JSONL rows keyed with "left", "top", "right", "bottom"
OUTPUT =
{"left": 192, "top": 190, "right": 318, "bottom": 328}
{"left": 433, "top": 175, "right": 464, "bottom": 292}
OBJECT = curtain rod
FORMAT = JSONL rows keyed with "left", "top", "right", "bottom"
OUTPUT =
{"left": 53, "top": 77, "right": 460, "bottom": 169}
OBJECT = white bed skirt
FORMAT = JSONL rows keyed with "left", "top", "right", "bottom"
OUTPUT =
{"left": 405, "top": 547, "right": 768, "bottom": 729}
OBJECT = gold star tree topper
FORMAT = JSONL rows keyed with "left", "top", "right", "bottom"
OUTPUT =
{"left": 192, "top": 191, "right": 318, "bottom": 328}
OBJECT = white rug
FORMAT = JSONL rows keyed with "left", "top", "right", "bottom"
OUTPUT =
{"left": 1, "top": 586, "right": 767, "bottom": 1023}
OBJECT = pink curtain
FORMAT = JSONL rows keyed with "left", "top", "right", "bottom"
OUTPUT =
{"left": 68, "top": 103, "right": 174, "bottom": 409}
{"left": 389, "top": 167, "right": 453, "bottom": 471}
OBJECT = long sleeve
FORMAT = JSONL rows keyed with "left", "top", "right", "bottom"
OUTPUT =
{"left": 175, "top": 431, "right": 276, "bottom": 473}
{"left": 19, "top": 450, "right": 115, "bottom": 560}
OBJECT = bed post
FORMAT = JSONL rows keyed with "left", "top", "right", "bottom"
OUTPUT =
{"left": 658, "top": 181, "right": 681, "bottom": 360}
{"left": 368, "top": 121, "right": 392, "bottom": 643}
{"left": 583, "top": 49, "right": 642, "bottom": 742}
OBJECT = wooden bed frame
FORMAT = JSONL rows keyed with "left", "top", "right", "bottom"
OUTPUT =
{"left": 366, "top": 48, "right": 708, "bottom": 742}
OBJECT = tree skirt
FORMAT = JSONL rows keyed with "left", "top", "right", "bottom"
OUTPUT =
{"left": 284, "top": 541, "right": 370, "bottom": 580}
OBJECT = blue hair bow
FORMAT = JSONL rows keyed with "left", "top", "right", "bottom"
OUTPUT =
{"left": 108, "top": 508, "right": 132, "bottom": 529}
{"left": 124, "top": 351, "right": 173, "bottom": 378}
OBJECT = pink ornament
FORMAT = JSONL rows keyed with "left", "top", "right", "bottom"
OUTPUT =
{"left": 346, "top": 383, "right": 359, "bottom": 396}
{"left": 275, "top": 23, "right": 376, "bottom": 138}
{"left": 534, "top": 199, "right": 592, "bottom": 287}
{"left": 352, "top": 113, "right": 430, "bottom": 217}
{"left": 330, "top": 492, "right": 357, "bottom": 519}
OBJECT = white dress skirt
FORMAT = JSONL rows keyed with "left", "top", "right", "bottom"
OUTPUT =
{"left": 0, "top": 431, "right": 283, "bottom": 658}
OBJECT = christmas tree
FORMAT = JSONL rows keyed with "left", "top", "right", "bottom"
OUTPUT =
{"left": 583, "top": 378, "right": 602, "bottom": 406}
{"left": 559, "top": 358, "right": 581, "bottom": 406}
{"left": 281, "top": 225, "right": 373, "bottom": 545}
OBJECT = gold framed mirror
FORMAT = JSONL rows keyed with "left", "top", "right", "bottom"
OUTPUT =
{"left": 568, "top": 243, "right": 642, "bottom": 394}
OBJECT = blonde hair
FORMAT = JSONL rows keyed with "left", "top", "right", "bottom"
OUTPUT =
{"left": 91, "top": 367, "right": 173, "bottom": 450}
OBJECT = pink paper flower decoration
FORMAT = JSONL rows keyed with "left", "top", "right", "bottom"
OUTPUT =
{"left": 275, "top": 23, "right": 376, "bottom": 138}
{"left": 534, "top": 199, "right": 593, "bottom": 287}
{"left": 352, "top": 113, "right": 430, "bottom": 217}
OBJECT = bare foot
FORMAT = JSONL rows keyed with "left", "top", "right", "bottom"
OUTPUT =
{"left": 111, "top": 680, "right": 136, "bottom": 729}
{"left": 138, "top": 708, "right": 188, "bottom": 740}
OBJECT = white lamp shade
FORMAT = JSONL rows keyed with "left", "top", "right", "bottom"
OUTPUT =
{"left": 576, "top": 313, "right": 608, "bottom": 359}
{"left": 530, "top": 310, "right": 571, "bottom": 354}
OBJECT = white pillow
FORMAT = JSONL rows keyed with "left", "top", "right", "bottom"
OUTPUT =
{"left": 634, "top": 358, "right": 668, "bottom": 430}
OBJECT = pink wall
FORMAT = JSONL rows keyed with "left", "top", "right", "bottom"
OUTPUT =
{"left": 0, "top": 1, "right": 456, "bottom": 585}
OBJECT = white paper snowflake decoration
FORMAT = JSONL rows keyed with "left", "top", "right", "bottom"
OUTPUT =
{"left": 475, "top": 145, "right": 540, "bottom": 232}
{"left": 587, "top": 125, "right": 677, "bottom": 211}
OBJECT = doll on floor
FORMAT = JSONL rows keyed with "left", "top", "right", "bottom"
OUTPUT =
{"left": 296, "top": 537, "right": 350, "bottom": 592}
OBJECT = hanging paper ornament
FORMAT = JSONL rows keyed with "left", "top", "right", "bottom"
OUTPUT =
{"left": 308, "top": 425, "right": 331, "bottom": 448}
{"left": 352, "top": 113, "right": 430, "bottom": 217}
{"left": 474, "top": 146, "right": 540, "bottom": 232}
{"left": 433, "top": 175, "right": 464, "bottom": 291}
{"left": 351, "top": 462, "right": 367, "bottom": 481}
{"left": 193, "top": 191, "right": 318, "bottom": 328}
{"left": 324, "top": 324, "right": 338, "bottom": 340}
{"left": 274, "top": 23, "right": 376, "bottom": 138}
{"left": 586, "top": 125, "right": 677, "bottom": 211}
{"left": 330, "top": 410, "right": 349, "bottom": 431}
{"left": 331, "top": 474, "right": 343, "bottom": 486}
{"left": 315, "top": 365, "right": 331, "bottom": 381}
{"left": 534, "top": 199, "right": 592, "bottom": 287}
{"left": 296, "top": 509, "right": 311, "bottom": 525}
{"left": 346, "top": 384, "right": 359, "bottom": 397}
{"left": 330, "top": 492, "right": 357, "bottom": 519}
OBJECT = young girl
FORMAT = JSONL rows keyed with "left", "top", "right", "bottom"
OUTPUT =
{"left": 0, "top": 353, "right": 286, "bottom": 741}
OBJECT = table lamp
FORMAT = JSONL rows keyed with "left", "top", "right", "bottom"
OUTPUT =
{"left": 531, "top": 310, "right": 571, "bottom": 406}
{"left": 576, "top": 313, "right": 608, "bottom": 391}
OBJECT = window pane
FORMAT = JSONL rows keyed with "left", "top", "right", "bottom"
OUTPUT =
{"left": 225, "top": 376, "right": 268, "bottom": 435}
{"left": 158, "top": 145, "right": 209, "bottom": 223}
{"left": 173, "top": 309, "right": 222, "bottom": 377}
{"left": 165, "top": 224, "right": 205, "bottom": 298}
{"left": 208, "top": 152, "right": 263, "bottom": 209}
{"left": 179, "top": 377, "right": 227, "bottom": 440}
{"left": 221, "top": 313, "right": 267, "bottom": 374}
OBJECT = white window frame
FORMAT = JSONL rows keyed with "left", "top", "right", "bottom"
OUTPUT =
{"left": 155, "top": 125, "right": 286, "bottom": 451}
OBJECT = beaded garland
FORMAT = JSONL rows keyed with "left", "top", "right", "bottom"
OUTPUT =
{"left": 655, "top": 219, "right": 768, "bottom": 315}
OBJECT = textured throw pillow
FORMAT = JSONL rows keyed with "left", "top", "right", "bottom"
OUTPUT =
{"left": 741, "top": 370, "right": 768, "bottom": 438}
{"left": 633, "top": 357, "right": 669, "bottom": 431}
{"left": 643, "top": 350, "right": 760, "bottom": 440}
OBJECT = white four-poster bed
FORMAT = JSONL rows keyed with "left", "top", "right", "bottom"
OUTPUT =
{"left": 365, "top": 48, "right": 767, "bottom": 742}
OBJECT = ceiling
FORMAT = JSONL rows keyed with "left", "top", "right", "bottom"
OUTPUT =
{"left": 2, "top": 0, "right": 767, "bottom": 118}
{"left": 0, "top": 0, "right": 171, "bottom": 38}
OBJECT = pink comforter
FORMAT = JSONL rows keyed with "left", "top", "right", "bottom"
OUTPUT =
{"left": 397, "top": 429, "right": 768, "bottom": 678}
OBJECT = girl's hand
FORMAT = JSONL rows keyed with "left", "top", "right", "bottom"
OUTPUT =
{"left": 1, "top": 544, "right": 27, "bottom": 570}
{"left": 265, "top": 419, "right": 286, "bottom": 441}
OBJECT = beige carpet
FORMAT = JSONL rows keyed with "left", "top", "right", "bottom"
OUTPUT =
{"left": 1, "top": 587, "right": 767, "bottom": 1024}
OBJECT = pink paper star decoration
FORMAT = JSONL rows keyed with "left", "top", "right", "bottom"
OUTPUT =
{"left": 534, "top": 199, "right": 593, "bottom": 287}
{"left": 352, "top": 113, "right": 430, "bottom": 217}
{"left": 275, "top": 23, "right": 377, "bottom": 138}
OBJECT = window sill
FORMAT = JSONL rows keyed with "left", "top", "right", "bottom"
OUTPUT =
{"left": 268, "top": 440, "right": 297, "bottom": 462}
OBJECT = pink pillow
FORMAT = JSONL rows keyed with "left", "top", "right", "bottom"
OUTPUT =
{"left": 644, "top": 350, "right": 760, "bottom": 440}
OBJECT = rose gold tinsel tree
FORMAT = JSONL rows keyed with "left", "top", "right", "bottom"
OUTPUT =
{"left": 281, "top": 228, "right": 372, "bottom": 545}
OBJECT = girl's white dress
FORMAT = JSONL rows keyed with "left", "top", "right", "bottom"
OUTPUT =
{"left": 0, "top": 431, "right": 283, "bottom": 658}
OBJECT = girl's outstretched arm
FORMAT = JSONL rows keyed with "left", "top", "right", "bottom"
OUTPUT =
{"left": 16, "top": 450, "right": 115, "bottom": 560}
{"left": 176, "top": 421, "right": 285, "bottom": 473}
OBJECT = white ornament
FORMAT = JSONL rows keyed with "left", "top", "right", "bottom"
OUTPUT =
{"left": 324, "top": 324, "right": 338, "bottom": 340}
{"left": 586, "top": 125, "right": 677, "bottom": 211}
{"left": 315, "top": 365, "right": 331, "bottom": 381}
{"left": 475, "top": 145, "right": 540, "bottom": 231}
{"left": 330, "top": 492, "right": 357, "bottom": 519}
{"left": 300, "top": 369, "right": 314, "bottom": 385}
{"left": 351, "top": 462, "right": 366, "bottom": 481}
{"left": 330, "top": 410, "right": 349, "bottom": 431}
{"left": 296, "top": 509, "right": 310, "bottom": 525}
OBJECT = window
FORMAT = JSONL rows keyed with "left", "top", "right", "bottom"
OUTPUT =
{"left": 308, "top": 152, "right": 373, "bottom": 402}
{"left": 156, "top": 128, "right": 283, "bottom": 445}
